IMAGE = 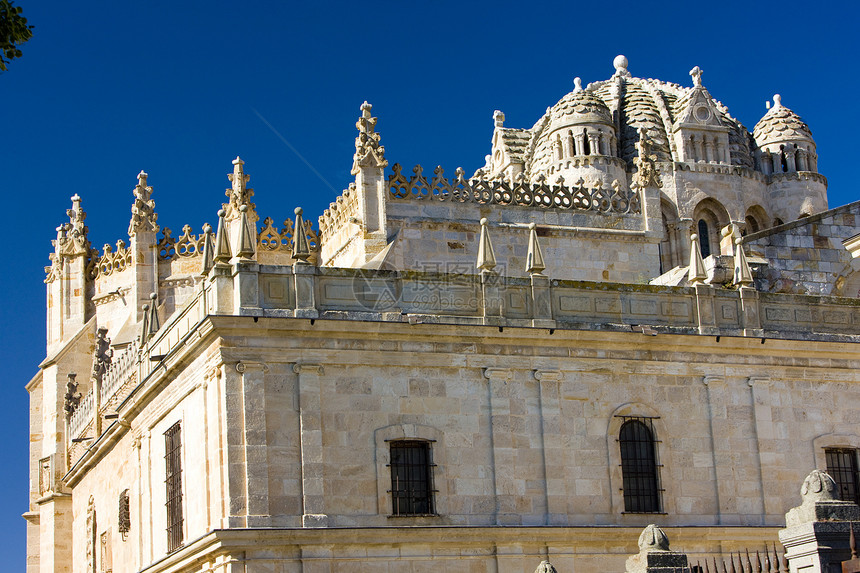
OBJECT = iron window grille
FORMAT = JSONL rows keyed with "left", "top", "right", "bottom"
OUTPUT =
{"left": 118, "top": 489, "right": 130, "bottom": 540}
{"left": 164, "top": 422, "right": 184, "bottom": 553}
{"left": 386, "top": 439, "right": 437, "bottom": 516}
{"left": 616, "top": 416, "right": 664, "bottom": 513}
{"left": 825, "top": 448, "right": 860, "bottom": 505}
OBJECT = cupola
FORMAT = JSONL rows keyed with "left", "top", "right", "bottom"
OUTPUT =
{"left": 753, "top": 94, "right": 817, "bottom": 174}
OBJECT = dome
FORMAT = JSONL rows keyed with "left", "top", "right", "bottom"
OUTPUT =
{"left": 545, "top": 81, "right": 613, "bottom": 131}
{"left": 524, "top": 56, "right": 756, "bottom": 177}
{"left": 753, "top": 95, "right": 813, "bottom": 146}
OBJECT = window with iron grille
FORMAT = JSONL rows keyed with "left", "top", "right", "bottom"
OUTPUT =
{"left": 387, "top": 440, "right": 436, "bottom": 516}
{"left": 118, "top": 489, "right": 130, "bottom": 539}
{"left": 825, "top": 448, "right": 860, "bottom": 505}
{"left": 618, "top": 416, "right": 663, "bottom": 513}
{"left": 164, "top": 422, "right": 183, "bottom": 552}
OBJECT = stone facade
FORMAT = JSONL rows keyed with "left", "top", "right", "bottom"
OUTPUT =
{"left": 27, "top": 56, "right": 860, "bottom": 573}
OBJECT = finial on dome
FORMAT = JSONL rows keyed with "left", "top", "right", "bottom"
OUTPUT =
{"left": 613, "top": 55, "right": 630, "bottom": 78}
{"left": 690, "top": 66, "right": 703, "bottom": 88}
{"left": 573, "top": 77, "right": 583, "bottom": 93}
{"left": 493, "top": 110, "right": 505, "bottom": 128}
{"left": 773, "top": 94, "right": 782, "bottom": 109}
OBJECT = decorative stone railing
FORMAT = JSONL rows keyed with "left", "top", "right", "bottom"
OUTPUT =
{"left": 387, "top": 163, "right": 641, "bottom": 214}
{"left": 258, "top": 216, "right": 320, "bottom": 254}
{"left": 99, "top": 339, "right": 138, "bottom": 404}
{"left": 90, "top": 240, "right": 133, "bottom": 278}
{"left": 158, "top": 225, "right": 206, "bottom": 261}
{"left": 68, "top": 388, "right": 94, "bottom": 439}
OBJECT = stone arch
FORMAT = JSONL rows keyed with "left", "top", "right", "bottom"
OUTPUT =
{"left": 659, "top": 199, "right": 681, "bottom": 273}
{"left": 813, "top": 434, "right": 860, "bottom": 473}
{"left": 606, "top": 402, "right": 675, "bottom": 521}
{"left": 693, "top": 198, "right": 730, "bottom": 257}
{"left": 744, "top": 205, "right": 769, "bottom": 235}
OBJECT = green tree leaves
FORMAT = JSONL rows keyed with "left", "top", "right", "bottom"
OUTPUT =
{"left": 0, "top": 1, "right": 32, "bottom": 72}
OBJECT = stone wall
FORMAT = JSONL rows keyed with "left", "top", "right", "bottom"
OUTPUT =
{"left": 744, "top": 201, "right": 860, "bottom": 296}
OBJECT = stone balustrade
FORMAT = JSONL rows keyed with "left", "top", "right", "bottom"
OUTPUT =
{"left": 68, "top": 388, "right": 94, "bottom": 440}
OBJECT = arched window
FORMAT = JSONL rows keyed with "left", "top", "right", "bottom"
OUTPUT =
{"left": 619, "top": 418, "right": 662, "bottom": 513}
{"left": 697, "top": 219, "right": 711, "bottom": 258}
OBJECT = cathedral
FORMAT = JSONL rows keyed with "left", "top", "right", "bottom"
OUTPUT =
{"left": 27, "top": 55, "right": 860, "bottom": 573}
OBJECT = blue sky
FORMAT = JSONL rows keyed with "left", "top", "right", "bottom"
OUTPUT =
{"left": 3, "top": 1, "right": 858, "bottom": 568}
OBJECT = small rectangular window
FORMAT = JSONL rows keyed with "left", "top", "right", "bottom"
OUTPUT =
{"left": 825, "top": 448, "right": 860, "bottom": 505}
{"left": 164, "top": 422, "right": 183, "bottom": 552}
{"left": 388, "top": 440, "right": 436, "bottom": 516}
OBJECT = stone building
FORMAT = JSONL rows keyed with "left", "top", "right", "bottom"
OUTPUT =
{"left": 26, "top": 56, "right": 860, "bottom": 573}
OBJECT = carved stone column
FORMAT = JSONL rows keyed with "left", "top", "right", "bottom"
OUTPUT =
{"left": 236, "top": 361, "right": 270, "bottom": 526}
{"left": 233, "top": 260, "right": 261, "bottom": 315}
{"left": 481, "top": 270, "right": 503, "bottom": 326}
{"left": 748, "top": 377, "right": 781, "bottom": 522}
{"left": 293, "top": 262, "right": 319, "bottom": 319}
{"left": 484, "top": 367, "right": 517, "bottom": 524}
{"left": 695, "top": 283, "right": 718, "bottom": 335}
{"left": 702, "top": 375, "right": 765, "bottom": 524}
{"left": 534, "top": 369, "right": 563, "bottom": 524}
{"left": 740, "top": 286, "right": 763, "bottom": 337}
{"left": 574, "top": 133, "right": 585, "bottom": 156}
{"left": 294, "top": 363, "right": 327, "bottom": 527}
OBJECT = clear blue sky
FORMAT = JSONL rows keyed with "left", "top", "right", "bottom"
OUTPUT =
{"left": 3, "top": 1, "right": 858, "bottom": 568}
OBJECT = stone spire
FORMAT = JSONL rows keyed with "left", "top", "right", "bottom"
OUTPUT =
{"left": 477, "top": 218, "right": 496, "bottom": 272}
{"left": 688, "top": 233, "right": 707, "bottom": 285}
{"left": 292, "top": 207, "right": 311, "bottom": 262}
{"left": 236, "top": 204, "right": 256, "bottom": 259}
{"left": 733, "top": 238, "right": 754, "bottom": 287}
{"left": 351, "top": 101, "right": 388, "bottom": 175}
{"left": 224, "top": 156, "right": 256, "bottom": 221}
{"left": 214, "top": 209, "right": 232, "bottom": 264}
{"left": 200, "top": 223, "right": 213, "bottom": 275}
{"left": 526, "top": 223, "right": 546, "bottom": 275}
{"left": 145, "top": 293, "right": 160, "bottom": 339}
{"left": 128, "top": 170, "right": 159, "bottom": 237}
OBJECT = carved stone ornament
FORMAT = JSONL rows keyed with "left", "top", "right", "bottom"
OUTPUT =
{"left": 638, "top": 524, "right": 671, "bottom": 552}
{"left": 224, "top": 156, "right": 257, "bottom": 222}
{"left": 63, "top": 373, "right": 81, "bottom": 418}
{"left": 91, "top": 327, "right": 113, "bottom": 387}
{"left": 534, "top": 561, "right": 558, "bottom": 573}
{"left": 128, "top": 170, "right": 159, "bottom": 236}
{"left": 351, "top": 101, "right": 388, "bottom": 175}
{"left": 800, "top": 469, "right": 838, "bottom": 503}
{"left": 633, "top": 133, "right": 663, "bottom": 189}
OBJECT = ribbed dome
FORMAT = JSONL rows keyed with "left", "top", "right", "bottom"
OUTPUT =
{"left": 545, "top": 85, "right": 613, "bottom": 131}
{"left": 753, "top": 95, "right": 813, "bottom": 146}
{"left": 523, "top": 58, "right": 756, "bottom": 177}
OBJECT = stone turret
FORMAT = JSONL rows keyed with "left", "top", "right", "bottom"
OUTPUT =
{"left": 45, "top": 194, "right": 93, "bottom": 348}
{"left": 754, "top": 95, "right": 827, "bottom": 221}
{"left": 128, "top": 171, "right": 159, "bottom": 325}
